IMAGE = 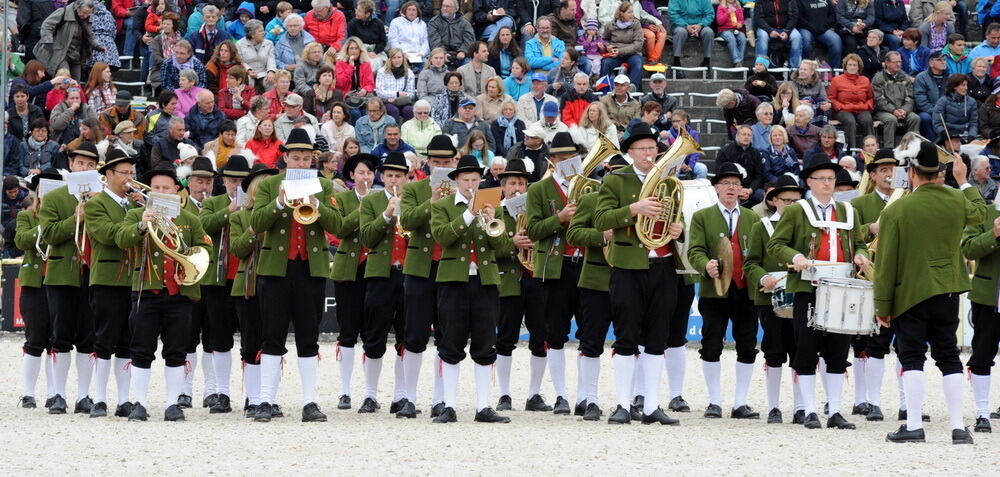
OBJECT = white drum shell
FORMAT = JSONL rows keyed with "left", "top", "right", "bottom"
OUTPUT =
{"left": 811, "top": 278, "right": 876, "bottom": 335}
{"left": 801, "top": 261, "right": 854, "bottom": 284}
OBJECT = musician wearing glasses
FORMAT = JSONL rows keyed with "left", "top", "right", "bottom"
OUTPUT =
{"left": 593, "top": 123, "right": 683, "bottom": 425}
{"left": 687, "top": 163, "right": 761, "bottom": 421}
{"left": 358, "top": 152, "right": 411, "bottom": 416}
{"left": 767, "top": 153, "right": 871, "bottom": 430}
{"left": 250, "top": 128, "right": 343, "bottom": 423}
{"left": 16, "top": 169, "right": 62, "bottom": 409}
{"left": 83, "top": 149, "right": 144, "bottom": 419}
{"left": 197, "top": 156, "right": 251, "bottom": 414}
{"left": 744, "top": 173, "right": 805, "bottom": 424}
{"left": 38, "top": 142, "right": 101, "bottom": 415}
{"left": 524, "top": 131, "right": 586, "bottom": 415}
{"left": 115, "top": 163, "right": 212, "bottom": 422}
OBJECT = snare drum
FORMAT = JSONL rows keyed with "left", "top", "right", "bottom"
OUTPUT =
{"left": 810, "top": 277, "right": 876, "bottom": 335}
{"left": 800, "top": 261, "right": 854, "bottom": 284}
{"left": 771, "top": 288, "right": 794, "bottom": 318}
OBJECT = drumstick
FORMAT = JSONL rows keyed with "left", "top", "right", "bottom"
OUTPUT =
{"left": 786, "top": 262, "right": 848, "bottom": 270}
{"left": 758, "top": 274, "right": 788, "bottom": 292}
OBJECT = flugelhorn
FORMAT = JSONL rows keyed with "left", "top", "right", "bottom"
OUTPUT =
{"left": 146, "top": 214, "right": 210, "bottom": 285}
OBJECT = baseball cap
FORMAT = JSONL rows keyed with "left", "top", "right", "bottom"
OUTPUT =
{"left": 542, "top": 101, "right": 559, "bottom": 118}
{"left": 115, "top": 90, "right": 133, "bottom": 107}
{"left": 531, "top": 72, "right": 548, "bottom": 82}
{"left": 459, "top": 98, "right": 476, "bottom": 108}
{"left": 613, "top": 74, "right": 630, "bottom": 85}
{"left": 928, "top": 51, "right": 945, "bottom": 61}
{"left": 650, "top": 72, "right": 666, "bottom": 82}
{"left": 284, "top": 93, "right": 304, "bottom": 106}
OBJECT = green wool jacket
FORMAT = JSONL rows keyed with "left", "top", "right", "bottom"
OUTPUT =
{"left": 39, "top": 186, "right": 85, "bottom": 287}
{"left": 430, "top": 195, "right": 513, "bottom": 285}
{"left": 330, "top": 189, "right": 364, "bottom": 281}
{"left": 873, "top": 185, "right": 985, "bottom": 317}
{"left": 84, "top": 191, "right": 138, "bottom": 287}
{"left": 359, "top": 190, "right": 407, "bottom": 279}
{"left": 496, "top": 211, "right": 522, "bottom": 297}
{"left": 399, "top": 178, "right": 437, "bottom": 278}
{"left": 566, "top": 192, "right": 610, "bottom": 292}
{"left": 250, "top": 172, "right": 342, "bottom": 278}
{"left": 15, "top": 211, "right": 46, "bottom": 288}
{"left": 687, "top": 204, "right": 756, "bottom": 299}
{"left": 228, "top": 208, "right": 258, "bottom": 298}
{"left": 744, "top": 217, "right": 783, "bottom": 306}
{"left": 526, "top": 176, "right": 576, "bottom": 279}
{"left": 962, "top": 206, "right": 1000, "bottom": 307}
{"left": 766, "top": 198, "right": 868, "bottom": 294}
{"left": 851, "top": 191, "right": 888, "bottom": 243}
{"left": 199, "top": 193, "right": 235, "bottom": 286}
{"left": 115, "top": 207, "right": 210, "bottom": 300}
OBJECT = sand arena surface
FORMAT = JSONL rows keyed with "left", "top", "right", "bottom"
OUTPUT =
{"left": 2, "top": 336, "right": 997, "bottom": 475}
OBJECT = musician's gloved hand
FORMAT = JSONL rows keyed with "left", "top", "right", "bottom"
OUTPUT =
{"left": 706, "top": 259, "right": 719, "bottom": 279}
{"left": 791, "top": 253, "right": 809, "bottom": 272}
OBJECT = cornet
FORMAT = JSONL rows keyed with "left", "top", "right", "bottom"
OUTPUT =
{"left": 470, "top": 189, "right": 505, "bottom": 238}
{"left": 391, "top": 185, "right": 411, "bottom": 240}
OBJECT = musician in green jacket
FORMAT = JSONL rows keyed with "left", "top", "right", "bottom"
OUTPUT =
{"left": 330, "top": 152, "right": 376, "bottom": 411}
{"left": 358, "top": 152, "right": 410, "bottom": 416}
{"left": 879, "top": 142, "right": 984, "bottom": 445}
{"left": 249, "top": 128, "right": 342, "bottom": 423}
{"left": 744, "top": 173, "right": 804, "bottom": 425}
{"left": 398, "top": 135, "right": 458, "bottom": 418}
{"left": 114, "top": 164, "right": 212, "bottom": 422}
{"left": 687, "top": 163, "right": 760, "bottom": 421}
{"left": 593, "top": 123, "right": 683, "bottom": 426}
{"left": 15, "top": 169, "right": 61, "bottom": 409}
{"left": 38, "top": 141, "right": 100, "bottom": 415}
{"left": 430, "top": 155, "right": 514, "bottom": 424}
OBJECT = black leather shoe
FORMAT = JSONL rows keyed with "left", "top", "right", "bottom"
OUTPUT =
{"left": 127, "top": 403, "right": 148, "bottom": 421}
{"left": 886, "top": 424, "right": 925, "bottom": 443}
{"left": 48, "top": 394, "right": 67, "bottom": 414}
{"left": 608, "top": 405, "right": 632, "bottom": 424}
{"left": 703, "top": 404, "right": 722, "bottom": 418}
{"left": 115, "top": 402, "right": 134, "bottom": 417}
{"left": 89, "top": 401, "right": 108, "bottom": 418}
{"left": 337, "top": 395, "right": 351, "bottom": 410}
{"left": 897, "top": 409, "right": 930, "bottom": 422}
{"left": 164, "top": 404, "right": 185, "bottom": 421}
{"left": 245, "top": 404, "right": 258, "bottom": 418}
{"left": 20, "top": 396, "right": 36, "bottom": 408}
{"left": 210, "top": 394, "right": 232, "bottom": 413}
{"left": 553, "top": 396, "right": 570, "bottom": 415}
{"left": 243, "top": 397, "right": 249, "bottom": 412}
{"left": 270, "top": 403, "right": 284, "bottom": 418}
{"left": 866, "top": 405, "right": 884, "bottom": 421}
{"left": 202, "top": 393, "right": 219, "bottom": 408}
{"left": 992, "top": 407, "right": 1000, "bottom": 419}
{"left": 525, "top": 394, "right": 552, "bottom": 412}
{"left": 254, "top": 403, "right": 272, "bottom": 422}
{"left": 176, "top": 394, "right": 193, "bottom": 409}
{"left": 496, "top": 395, "right": 512, "bottom": 411}
{"left": 630, "top": 395, "right": 645, "bottom": 417}
{"left": 574, "top": 400, "right": 587, "bottom": 416}
{"left": 767, "top": 408, "right": 782, "bottom": 424}
{"left": 396, "top": 400, "right": 417, "bottom": 418}
{"left": 74, "top": 396, "right": 94, "bottom": 414}
{"left": 803, "top": 412, "right": 822, "bottom": 429}
{"left": 475, "top": 407, "right": 510, "bottom": 423}
{"left": 792, "top": 409, "right": 805, "bottom": 424}
{"left": 852, "top": 403, "right": 872, "bottom": 416}
{"left": 389, "top": 399, "right": 406, "bottom": 414}
{"left": 731, "top": 405, "right": 760, "bottom": 419}
{"left": 668, "top": 396, "right": 691, "bottom": 412}
{"left": 953, "top": 427, "right": 975, "bottom": 444}
{"left": 358, "top": 397, "right": 379, "bottom": 413}
{"left": 44, "top": 396, "right": 54, "bottom": 409}
{"left": 642, "top": 408, "right": 680, "bottom": 426}
{"left": 823, "top": 402, "right": 829, "bottom": 416}
{"left": 583, "top": 402, "right": 602, "bottom": 421}
{"left": 827, "top": 412, "right": 856, "bottom": 430}
{"left": 974, "top": 417, "right": 992, "bottom": 433}
{"left": 430, "top": 402, "right": 446, "bottom": 417}
{"left": 302, "top": 402, "right": 327, "bottom": 422}
{"left": 432, "top": 406, "right": 457, "bottom": 423}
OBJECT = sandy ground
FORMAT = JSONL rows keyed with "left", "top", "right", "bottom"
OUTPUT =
{"left": 2, "top": 334, "right": 998, "bottom": 476}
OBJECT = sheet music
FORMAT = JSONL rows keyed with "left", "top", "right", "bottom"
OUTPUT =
{"left": 282, "top": 178, "right": 323, "bottom": 201}
{"left": 38, "top": 179, "right": 65, "bottom": 198}
{"left": 147, "top": 192, "right": 182, "bottom": 218}
{"left": 235, "top": 188, "right": 247, "bottom": 209}
{"left": 66, "top": 170, "right": 103, "bottom": 199}
{"left": 554, "top": 156, "right": 582, "bottom": 178}
{"left": 429, "top": 167, "right": 455, "bottom": 189}
{"left": 891, "top": 166, "right": 909, "bottom": 189}
{"left": 503, "top": 193, "right": 528, "bottom": 217}
{"left": 656, "top": 152, "right": 688, "bottom": 180}
{"left": 285, "top": 168, "right": 318, "bottom": 182}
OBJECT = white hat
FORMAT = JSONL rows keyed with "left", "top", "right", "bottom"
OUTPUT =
{"left": 650, "top": 72, "right": 667, "bottom": 82}
{"left": 524, "top": 123, "right": 546, "bottom": 138}
{"left": 178, "top": 143, "right": 199, "bottom": 162}
{"left": 613, "top": 75, "right": 630, "bottom": 84}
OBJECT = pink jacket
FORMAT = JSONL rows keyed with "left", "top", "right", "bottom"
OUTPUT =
{"left": 715, "top": 4, "right": 745, "bottom": 33}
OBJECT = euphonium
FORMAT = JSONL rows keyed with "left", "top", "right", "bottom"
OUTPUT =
{"left": 635, "top": 129, "right": 701, "bottom": 249}
{"left": 567, "top": 133, "right": 620, "bottom": 203}
{"left": 284, "top": 197, "right": 319, "bottom": 225}
{"left": 146, "top": 215, "right": 210, "bottom": 285}
{"left": 515, "top": 212, "right": 534, "bottom": 273}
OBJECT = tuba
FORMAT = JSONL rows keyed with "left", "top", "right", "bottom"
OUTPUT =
{"left": 567, "top": 133, "right": 620, "bottom": 203}
{"left": 146, "top": 215, "right": 210, "bottom": 285}
{"left": 635, "top": 129, "right": 702, "bottom": 249}
{"left": 515, "top": 212, "right": 534, "bottom": 273}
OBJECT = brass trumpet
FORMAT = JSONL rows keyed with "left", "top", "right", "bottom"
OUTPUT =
{"left": 470, "top": 189, "right": 505, "bottom": 237}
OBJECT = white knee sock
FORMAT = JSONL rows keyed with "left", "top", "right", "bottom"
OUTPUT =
{"left": 93, "top": 358, "right": 112, "bottom": 403}
{"left": 640, "top": 352, "right": 664, "bottom": 415}
{"left": 665, "top": 346, "right": 686, "bottom": 399}
{"left": 798, "top": 374, "right": 817, "bottom": 415}
{"left": 393, "top": 354, "right": 405, "bottom": 402}
{"left": 971, "top": 373, "right": 991, "bottom": 419}
{"left": 244, "top": 363, "right": 261, "bottom": 406}
{"left": 734, "top": 361, "right": 753, "bottom": 408}
{"left": 130, "top": 366, "right": 151, "bottom": 406}
{"left": 580, "top": 356, "right": 600, "bottom": 406}
{"left": 866, "top": 357, "right": 885, "bottom": 407}
{"left": 45, "top": 355, "right": 55, "bottom": 399}
{"left": 575, "top": 354, "right": 585, "bottom": 404}
{"left": 547, "top": 348, "right": 567, "bottom": 398}
{"left": 942, "top": 372, "right": 965, "bottom": 431}
{"left": 403, "top": 351, "right": 423, "bottom": 404}
{"left": 474, "top": 364, "right": 491, "bottom": 411}
{"left": 791, "top": 369, "right": 803, "bottom": 412}
{"left": 702, "top": 360, "right": 722, "bottom": 406}
{"left": 903, "top": 370, "right": 925, "bottom": 431}
{"left": 896, "top": 359, "right": 906, "bottom": 410}
{"left": 183, "top": 352, "right": 197, "bottom": 396}
{"left": 363, "top": 356, "right": 382, "bottom": 400}
{"left": 201, "top": 351, "right": 216, "bottom": 398}
{"left": 432, "top": 358, "right": 444, "bottom": 405}
{"left": 214, "top": 351, "right": 232, "bottom": 396}
{"left": 496, "top": 355, "right": 512, "bottom": 397}
{"left": 53, "top": 352, "right": 71, "bottom": 397}
{"left": 441, "top": 361, "right": 460, "bottom": 408}
{"left": 765, "top": 366, "right": 782, "bottom": 410}
{"left": 259, "top": 353, "right": 282, "bottom": 404}
{"left": 613, "top": 354, "right": 636, "bottom": 409}
{"left": 22, "top": 354, "right": 42, "bottom": 398}
{"left": 852, "top": 358, "right": 867, "bottom": 406}
{"left": 298, "top": 356, "right": 318, "bottom": 406}
{"left": 826, "top": 372, "right": 844, "bottom": 415}
{"left": 113, "top": 357, "right": 130, "bottom": 404}
{"left": 75, "top": 352, "right": 93, "bottom": 400}
{"left": 632, "top": 346, "right": 645, "bottom": 398}
{"left": 818, "top": 358, "right": 828, "bottom": 399}
{"left": 338, "top": 345, "right": 355, "bottom": 397}
{"left": 164, "top": 365, "right": 185, "bottom": 408}
{"left": 528, "top": 355, "right": 546, "bottom": 396}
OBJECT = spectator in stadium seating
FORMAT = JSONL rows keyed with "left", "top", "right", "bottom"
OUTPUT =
{"left": 237, "top": 20, "right": 278, "bottom": 93}
{"left": 796, "top": 0, "right": 842, "bottom": 74}
{"left": 933, "top": 73, "right": 979, "bottom": 139}
{"left": 173, "top": 69, "right": 208, "bottom": 118}
{"left": 32, "top": 0, "right": 104, "bottom": 79}
{"left": 371, "top": 124, "right": 417, "bottom": 160}
{"left": 791, "top": 60, "right": 832, "bottom": 125}
{"left": 717, "top": 88, "right": 761, "bottom": 138}
{"left": 517, "top": 0, "right": 561, "bottom": 41}
{"left": 969, "top": 23, "right": 1000, "bottom": 60}
{"left": 753, "top": 0, "right": 802, "bottom": 68}
{"left": 640, "top": 73, "right": 679, "bottom": 131}
{"left": 760, "top": 125, "right": 800, "bottom": 183}
{"left": 387, "top": 1, "right": 431, "bottom": 71}
{"left": 184, "top": 89, "right": 227, "bottom": 149}
{"left": 715, "top": 0, "right": 747, "bottom": 67}
{"left": 334, "top": 37, "right": 376, "bottom": 102}
{"left": 356, "top": 98, "right": 398, "bottom": 153}
{"left": 375, "top": 48, "right": 418, "bottom": 123}
{"left": 546, "top": 49, "right": 582, "bottom": 100}
{"left": 898, "top": 27, "right": 931, "bottom": 75}
{"left": 100, "top": 90, "right": 148, "bottom": 140}
{"left": 475, "top": 77, "right": 512, "bottom": 123}
{"left": 6, "top": 85, "right": 46, "bottom": 142}
{"left": 456, "top": 41, "right": 496, "bottom": 97}
{"left": 301, "top": 66, "right": 344, "bottom": 119}
{"left": 275, "top": 14, "right": 317, "bottom": 71}
{"left": 716, "top": 124, "right": 765, "bottom": 207}
{"left": 981, "top": 93, "right": 1000, "bottom": 141}
{"left": 600, "top": 2, "right": 645, "bottom": 91}
{"left": 293, "top": 42, "right": 326, "bottom": 96}
{"left": 570, "top": 101, "right": 620, "bottom": 150}
{"left": 428, "top": 0, "right": 476, "bottom": 67}
{"left": 631, "top": 0, "right": 668, "bottom": 66}
{"left": 489, "top": 99, "right": 525, "bottom": 157}
{"left": 599, "top": 75, "right": 640, "bottom": 132}
{"left": 516, "top": 73, "right": 558, "bottom": 124}
{"left": 187, "top": 4, "right": 233, "bottom": 64}
{"left": 858, "top": 29, "right": 888, "bottom": 78}
{"left": 160, "top": 39, "right": 207, "bottom": 93}
{"left": 304, "top": 0, "right": 347, "bottom": 51}
{"left": 524, "top": 16, "right": 564, "bottom": 74}
{"left": 774, "top": 81, "right": 800, "bottom": 127}
{"left": 668, "top": 0, "right": 715, "bottom": 77}
{"left": 471, "top": 0, "right": 517, "bottom": 41}
{"left": 914, "top": 50, "right": 948, "bottom": 140}
{"left": 664, "top": 109, "right": 707, "bottom": 179}
{"left": 967, "top": 58, "right": 996, "bottom": 104}
{"left": 431, "top": 72, "right": 474, "bottom": 124}
{"left": 871, "top": 50, "right": 921, "bottom": 147}
{"left": 347, "top": 1, "right": 388, "bottom": 73}
{"left": 942, "top": 33, "right": 971, "bottom": 75}
{"left": 750, "top": 102, "right": 775, "bottom": 151}
{"left": 623, "top": 101, "right": 664, "bottom": 139}
{"left": 486, "top": 26, "right": 522, "bottom": 77}
{"left": 788, "top": 104, "right": 822, "bottom": 155}
{"left": 204, "top": 41, "right": 244, "bottom": 95}
{"left": 507, "top": 123, "right": 550, "bottom": 181}
{"left": 417, "top": 48, "right": 450, "bottom": 99}
{"left": 835, "top": 0, "right": 875, "bottom": 55}
{"left": 874, "top": 0, "right": 907, "bottom": 50}
{"left": 917, "top": 2, "right": 954, "bottom": 52}
{"left": 560, "top": 72, "right": 597, "bottom": 127}
{"left": 148, "top": 13, "right": 184, "bottom": 93}
{"left": 263, "top": 70, "right": 295, "bottom": 119}
{"left": 151, "top": 117, "right": 197, "bottom": 166}
{"left": 17, "top": 119, "right": 61, "bottom": 177}
{"left": 803, "top": 125, "right": 846, "bottom": 162}
{"left": 244, "top": 118, "right": 283, "bottom": 167}
{"left": 744, "top": 57, "right": 778, "bottom": 101}
{"left": 145, "top": 91, "right": 179, "bottom": 145}
{"left": 50, "top": 88, "right": 98, "bottom": 145}
{"left": 402, "top": 100, "right": 443, "bottom": 156}
{"left": 503, "top": 57, "right": 532, "bottom": 101}
{"left": 548, "top": 0, "right": 580, "bottom": 51}
{"left": 441, "top": 98, "right": 496, "bottom": 152}
{"left": 829, "top": 54, "right": 875, "bottom": 150}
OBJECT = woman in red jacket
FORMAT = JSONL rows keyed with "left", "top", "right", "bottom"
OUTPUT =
{"left": 334, "top": 37, "right": 376, "bottom": 98}
{"left": 828, "top": 53, "right": 874, "bottom": 150}
{"left": 262, "top": 70, "right": 293, "bottom": 118}
{"left": 217, "top": 65, "right": 254, "bottom": 120}
{"left": 245, "top": 118, "right": 284, "bottom": 167}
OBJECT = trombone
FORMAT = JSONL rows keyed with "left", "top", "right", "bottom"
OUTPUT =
{"left": 100, "top": 175, "right": 151, "bottom": 201}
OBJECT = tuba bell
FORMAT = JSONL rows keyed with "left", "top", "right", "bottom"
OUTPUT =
{"left": 635, "top": 129, "right": 702, "bottom": 249}
{"left": 567, "top": 133, "right": 620, "bottom": 203}
{"left": 146, "top": 215, "right": 210, "bottom": 285}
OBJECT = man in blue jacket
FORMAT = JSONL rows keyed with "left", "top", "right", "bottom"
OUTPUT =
{"left": 913, "top": 51, "right": 948, "bottom": 141}
{"left": 524, "top": 17, "right": 565, "bottom": 74}
{"left": 186, "top": 4, "right": 233, "bottom": 64}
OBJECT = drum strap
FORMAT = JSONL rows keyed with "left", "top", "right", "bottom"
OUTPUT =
{"left": 761, "top": 216, "right": 776, "bottom": 236}
{"left": 797, "top": 199, "right": 854, "bottom": 260}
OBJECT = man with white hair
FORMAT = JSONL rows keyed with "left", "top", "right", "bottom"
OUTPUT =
{"left": 839, "top": 156, "right": 858, "bottom": 172}
{"left": 481, "top": 156, "right": 506, "bottom": 188}
{"left": 151, "top": 117, "right": 198, "bottom": 166}
{"left": 275, "top": 13, "right": 316, "bottom": 71}
{"left": 969, "top": 156, "right": 997, "bottom": 203}
{"left": 274, "top": 93, "right": 320, "bottom": 142}
{"left": 400, "top": 100, "right": 442, "bottom": 156}
{"left": 184, "top": 90, "right": 226, "bottom": 150}
{"left": 751, "top": 102, "right": 775, "bottom": 151}
{"left": 304, "top": 0, "right": 347, "bottom": 51}
{"left": 187, "top": 4, "right": 233, "bottom": 64}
